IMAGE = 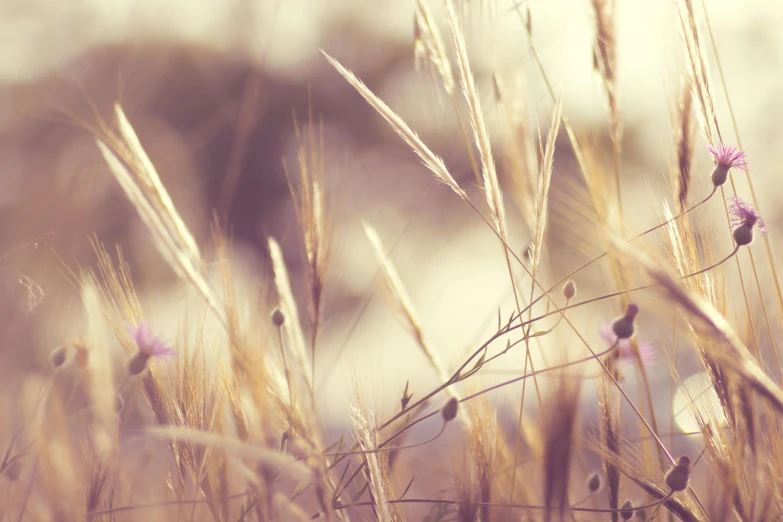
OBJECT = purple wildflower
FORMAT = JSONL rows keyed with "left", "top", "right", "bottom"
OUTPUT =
{"left": 707, "top": 144, "right": 748, "bottom": 170}
{"left": 127, "top": 322, "right": 174, "bottom": 374}
{"left": 728, "top": 196, "right": 766, "bottom": 246}
{"left": 129, "top": 323, "right": 175, "bottom": 358}
{"left": 707, "top": 144, "right": 748, "bottom": 187}
{"left": 728, "top": 196, "right": 765, "bottom": 232}
{"left": 600, "top": 323, "right": 656, "bottom": 366}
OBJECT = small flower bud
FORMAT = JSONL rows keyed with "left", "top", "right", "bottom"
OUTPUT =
{"left": 49, "top": 346, "right": 69, "bottom": 368}
{"left": 441, "top": 397, "right": 459, "bottom": 423}
{"left": 708, "top": 144, "right": 748, "bottom": 186}
{"left": 664, "top": 455, "right": 691, "bottom": 492}
{"left": 272, "top": 308, "right": 285, "bottom": 328}
{"left": 587, "top": 472, "right": 602, "bottom": 493}
{"left": 612, "top": 303, "right": 639, "bottom": 340}
{"left": 620, "top": 499, "right": 634, "bottom": 520}
{"left": 562, "top": 280, "right": 577, "bottom": 300}
{"left": 711, "top": 164, "right": 729, "bottom": 187}
{"left": 128, "top": 352, "right": 150, "bottom": 375}
{"left": 733, "top": 224, "right": 754, "bottom": 246}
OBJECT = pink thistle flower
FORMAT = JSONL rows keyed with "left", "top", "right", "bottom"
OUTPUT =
{"left": 707, "top": 144, "right": 748, "bottom": 170}
{"left": 707, "top": 144, "right": 748, "bottom": 187}
{"left": 600, "top": 323, "right": 656, "bottom": 367}
{"left": 127, "top": 323, "right": 174, "bottom": 374}
{"left": 728, "top": 196, "right": 766, "bottom": 246}
{"left": 728, "top": 196, "right": 766, "bottom": 232}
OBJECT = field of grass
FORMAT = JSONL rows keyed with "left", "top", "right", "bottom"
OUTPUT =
{"left": 1, "top": 0, "right": 782, "bottom": 521}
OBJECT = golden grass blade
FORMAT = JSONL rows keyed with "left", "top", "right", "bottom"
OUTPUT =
{"left": 352, "top": 407, "right": 393, "bottom": 522}
{"left": 96, "top": 138, "right": 225, "bottom": 327}
{"left": 362, "top": 222, "right": 464, "bottom": 406}
{"left": 113, "top": 105, "right": 201, "bottom": 262}
{"left": 148, "top": 426, "right": 312, "bottom": 485}
{"left": 445, "top": 0, "right": 506, "bottom": 238}
{"left": 268, "top": 237, "right": 313, "bottom": 394}
{"left": 531, "top": 97, "right": 562, "bottom": 269}
{"left": 541, "top": 375, "right": 580, "bottom": 522}
{"left": 414, "top": 0, "right": 455, "bottom": 95}
{"left": 671, "top": 80, "right": 695, "bottom": 211}
{"left": 321, "top": 51, "right": 467, "bottom": 200}
{"left": 615, "top": 240, "right": 783, "bottom": 413}
{"left": 82, "top": 278, "right": 117, "bottom": 458}
{"left": 673, "top": 0, "right": 719, "bottom": 144}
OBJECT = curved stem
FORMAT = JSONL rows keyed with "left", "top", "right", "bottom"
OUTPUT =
{"left": 378, "top": 243, "right": 742, "bottom": 460}
{"left": 326, "top": 423, "right": 446, "bottom": 457}
{"left": 312, "top": 491, "right": 676, "bottom": 519}
{"left": 373, "top": 240, "right": 740, "bottom": 446}
{"left": 505, "top": 243, "right": 740, "bottom": 337}
{"left": 512, "top": 187, "right": 718, "bottom": 336}
{"left": 378, "top": 341, "right": 619, "bottom": 448}
{"left": 86, "top": 491, "right": 251, "bottom": 518}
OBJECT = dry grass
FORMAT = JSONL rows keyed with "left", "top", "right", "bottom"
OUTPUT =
{"left": 3, "top": 3, "right": 783, "bottom": 522}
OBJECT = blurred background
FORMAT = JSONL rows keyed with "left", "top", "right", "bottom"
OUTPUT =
{"left": 1, "top": 0, "right": 781, "bottom": 448}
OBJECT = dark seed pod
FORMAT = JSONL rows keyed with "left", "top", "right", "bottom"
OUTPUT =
{"left": 272, "top": 308, "right": 285, "bottom": 327}
{"left": 620, "top": 499, "right": 634, "bottom": 521}
{"left": 665, "top": 455, "right": 691, "bottom": 492}
{"left": 562, "top": 280, "right": 577, "bottom": 300}
{"left": 587, "top": 472, "right": 602, "bottom": 493}
{"left": 612, "top": 303, "right": 639, "bottom": 340}
{"left": 441, "top": 397, "right": 459, "bottom": 422}
{"left": 49, "top": 346, "right": 69, "bottom": 368}
{"left": 733, "top": 224, "right": 754, "bottom": 246}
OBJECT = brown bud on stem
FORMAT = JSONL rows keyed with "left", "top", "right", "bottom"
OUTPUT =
{"left": 587, "top": 472, "right": 602, "bottom": 493}
{"left": 665, "top": 455, "right": 691, "bottom": 492}
{"left": 272, "top": 308, "right": 285, "bottom": 327}
{"left": 620, "top": 500, "right": 634, "bottom": 520}
{"left": 441, "top": 397, "right": 459, "bottom": 422}
{"left": 562, "top": 280, "right": 577, "bottom": 300}
{"left": 612, "top": 303, "right": 639, "bottom": 339}
{"left": 49, "top": 346, "right": 69, "bottom": 368}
